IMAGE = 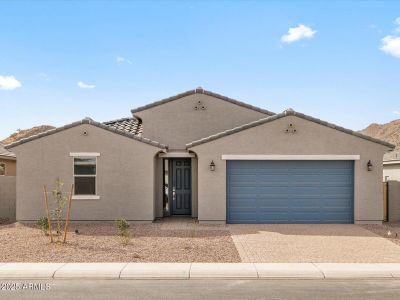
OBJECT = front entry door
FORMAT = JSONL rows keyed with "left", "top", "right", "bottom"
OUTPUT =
{"left": 171, "top": 159, "right": 191, "bottom": 215}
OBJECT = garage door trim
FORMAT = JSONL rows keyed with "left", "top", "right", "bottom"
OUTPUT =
{"left": 226, "top": 160, "right": 354, "bottom": 224}
{"left": 222, "top": 154, "right": 360, "bottom": 160}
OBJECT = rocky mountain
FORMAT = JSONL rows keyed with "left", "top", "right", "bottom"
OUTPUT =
{"left": 360, "top": 119, "right": 400, "bottom": 161}
{"left": 2, "top": 125, "right": 55, "bottom": 145}
{"left": 360, "top": 119, "right": 400, "bottom": 150}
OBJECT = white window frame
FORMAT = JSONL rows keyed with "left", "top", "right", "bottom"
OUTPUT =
{"left": 0, "top": 162, "right": 5, "bottom": 176}
{"left": 70, "top": 153, "right": 100, "bottom": 200}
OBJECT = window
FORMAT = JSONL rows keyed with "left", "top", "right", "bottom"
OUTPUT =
{"left": 0, "top": 162, "right": 5, "bottom": 176}
{"left": 73, "top": 157, "right": 97, "bottom": 195}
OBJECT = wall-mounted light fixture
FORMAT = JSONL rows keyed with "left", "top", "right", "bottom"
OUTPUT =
{"left": 367, "top": 160, "right": 373, "bottom": 171}
{"left": 210, "top": 160, "right": 215, "bottom": 171}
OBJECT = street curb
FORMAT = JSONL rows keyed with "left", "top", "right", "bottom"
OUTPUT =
{"left": 0, "top": 263, "right": 400, "bottom": 280}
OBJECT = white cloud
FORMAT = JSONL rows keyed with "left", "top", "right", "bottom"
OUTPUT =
{"left": 116, "top": 56, "right": 132, "bottom": 65}
{"left": 395, "top": 17, "right": 400, "bottom": 32}
{"left": 393, "top": 110, "right": 400, "bottom": 115}
{"left": 380, "top": 35, "right": 400, "bottom": 58}
{"left": 0, "top": 75, "right": 22, "bottom": 90}
{"left": 77, "top": 81, "right": 95, "bottom": 89}
{"left": 281, "top": 24, "right": 317, "bottom": 44}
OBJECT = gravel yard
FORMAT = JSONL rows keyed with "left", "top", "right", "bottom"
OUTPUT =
{"left": 0, "top": 221, "right": 240, "bottom": 263}
{"left": 362, "top": 223, "right": 400, "bottom": 247}
{"left": 1, "top": 220, "right": 400, "bottom": 263}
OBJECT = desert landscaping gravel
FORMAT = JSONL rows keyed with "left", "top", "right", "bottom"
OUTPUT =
{"left": 0, "top": 222, "right": 240, "bottom": 262}
{"left": 1, "top": 221, "right": 400, "bottom": 263}
{"left": 362, "top": 223, "right": 400, "bottom": 247}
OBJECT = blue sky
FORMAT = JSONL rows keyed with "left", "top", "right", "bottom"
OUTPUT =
{"left": 1, "top": 0, "right": 399, "bottom": 140}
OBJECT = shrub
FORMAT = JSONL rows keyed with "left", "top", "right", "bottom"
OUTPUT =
{"left": 115, "top": 219, "right": 131, "bottom": 246}
{"left": 36, "top": 217, "right": 49, "bottom": 235}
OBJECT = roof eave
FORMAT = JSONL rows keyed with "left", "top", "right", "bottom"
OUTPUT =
{"left": 186, "top": 110, "right": 395, "bottom": 149}
{"left": 130, "top": 88, "right": 275, "bottom": 116}
{"left": 5, "top": 118, "right": 168, "bottom": 150}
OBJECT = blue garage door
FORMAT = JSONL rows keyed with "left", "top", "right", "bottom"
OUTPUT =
{"left": 227, "top": 160, "right": 354, "bottom": 224}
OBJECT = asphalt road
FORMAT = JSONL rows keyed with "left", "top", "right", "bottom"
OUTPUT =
{"left": 1, "top": 279, "right": 400, "bottom": 300}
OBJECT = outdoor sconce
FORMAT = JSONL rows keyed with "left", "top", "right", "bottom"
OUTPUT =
{"left": 367, "top": 160, "right": 373, "bottom": 171}
{"left": 210, "top": 160, "right": 216, "bottom": 171}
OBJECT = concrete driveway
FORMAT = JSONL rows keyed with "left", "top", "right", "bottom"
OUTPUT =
{"left": 229, "top": 224, "right": 400, "bottom": 263}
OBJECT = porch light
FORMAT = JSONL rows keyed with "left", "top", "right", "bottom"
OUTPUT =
{"left": 367, "top": 160, "right": 373, "bottom": 171}
{"left": 210, "top": 160, "right": 216, "bottom": 171}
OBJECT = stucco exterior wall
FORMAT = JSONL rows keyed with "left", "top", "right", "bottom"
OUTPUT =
{"left": 11, "top": 124, "right": 161, "bottom": 221}
{"left": 0, "top": 176, "right": 16, "bottom": 223}
{"left": 190, "top": 115, "right": 389, "bottom": 224}
{"left": 383, "top": 164, "right": 400, "bottom": 181}
{"left": 0, "top": 159, "right": 16, "bottom": 176}
{"left": 134, "top": 94, "right": 268, "bottom": 149}
{"left": 388, "top": 181, "right": 400, "bottom": 222}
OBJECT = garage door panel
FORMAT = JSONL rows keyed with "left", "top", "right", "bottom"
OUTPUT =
{"left": 227, "top": 160, "right": 354, "bottom": 224}
{"left": 229, "top": 199, "right": 257, "bottom": 207}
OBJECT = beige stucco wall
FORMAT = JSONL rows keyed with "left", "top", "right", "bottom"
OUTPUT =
{"left": 134, "top": 94, "right": 268, "bottom": 149}
{"left": 388, "top": 181, "right": 400, "bottom": 222}
{"left": 0, "top": 159, "right": 16, "bottom": 176}
{"left": 10, "top": 124, "right": 162, "bottom": 221}
{"left": 190, "top": 115, "right": 390, "bottom": 224}
{"left": 383, "top": 164, "right": 400, "bottom": 181}
{"left": 0, "top": 176, "right": 16, "bottom": 223}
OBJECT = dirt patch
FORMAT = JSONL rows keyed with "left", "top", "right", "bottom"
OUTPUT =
{"left": 0, "top": 222, "right": 240, "bottom": 263}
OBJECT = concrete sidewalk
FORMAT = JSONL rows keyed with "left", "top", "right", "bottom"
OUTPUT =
{"left": 1, "top": 263, "right": 400, "bottom": 279}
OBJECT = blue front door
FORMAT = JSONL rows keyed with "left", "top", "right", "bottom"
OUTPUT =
{"left": 172, "top": 159, "right": 192, "bottom": 215}
{"left": 227, "top": 160, "right": 354, "bottom": 224}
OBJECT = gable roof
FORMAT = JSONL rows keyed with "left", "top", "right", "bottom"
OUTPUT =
{"left": 103, "top": 117, "right": 143, "bottom": 136}
{"left": 5, "top": 118, "right": 167, "bottom": 150}
{"left": 0, "top": 143, "right": 16, "bottom": 159}
{"left": 186, "top": 109, "right": 395, "bottom": 149}
{"left": 130, "top": 87, "right": 275, "bottom": 115}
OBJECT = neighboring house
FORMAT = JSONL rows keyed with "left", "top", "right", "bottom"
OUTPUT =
{"left": 0, "top": 143, "right": 16, "bottom": 176}
{"left": 383, "top": 150, "right": 400, "bottom": 181}
{"left": 5, "top": 88, "right": 394, "bottom": 224}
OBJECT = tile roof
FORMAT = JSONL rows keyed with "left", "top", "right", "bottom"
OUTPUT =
{"left": 131, "top": 87, "right": 275, "bottom": 116}
{"left": 186, "top": 108, "right": 396, "bottom": 149}
{"left": 5, "top": 118, "right": 167, "bottom": 150}
{"left": 103, "top": 117, "right": 143, "bottom": 136}
{"left": 0, "top": 143, "right": 16, "bottom": 158}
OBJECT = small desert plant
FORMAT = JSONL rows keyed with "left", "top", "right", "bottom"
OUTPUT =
{"left": 115, "top": 219, "right": 131, "bottom": 246}
{"left": 51, "top": 178, "right": 67, "bottom": 242}
{"left": 36, "top": 217, "right": 49, "bottom": 235}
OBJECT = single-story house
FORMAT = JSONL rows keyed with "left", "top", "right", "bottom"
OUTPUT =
{"left": 5, "top": 88, "right": 394, "bottom": 224}
{"left": 0, "top": 143, "right": 16, "bottom": 176}
{"left": 383, "top": 150, "right": 400, "bottom": 181}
